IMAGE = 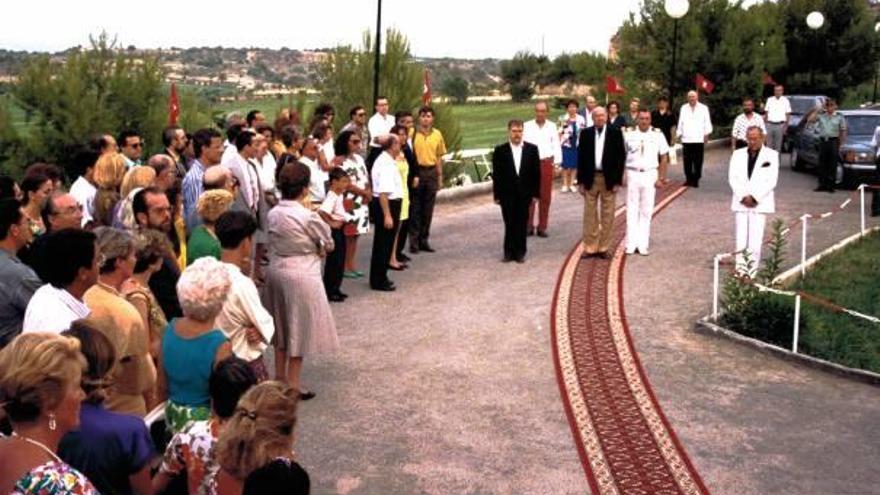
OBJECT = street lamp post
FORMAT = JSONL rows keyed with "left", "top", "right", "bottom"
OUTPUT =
{"left": 806, "top": 11, "right": 824, "bottom": 89}
{"left": 665, "top": 0, "right": 689, "bottom": 105}
{"left": 373, "top": 0, "right": 383, "bottom": 108}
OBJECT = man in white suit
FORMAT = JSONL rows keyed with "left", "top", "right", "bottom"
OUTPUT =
{"left": 729, "top": 126, "right": 779, "bottom": 276}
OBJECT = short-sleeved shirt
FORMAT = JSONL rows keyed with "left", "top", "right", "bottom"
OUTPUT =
{"left": 731, "top": 113, "right": 767, "bottom": 141}
{"left": 371, "top": 152, "right": 404, "bottom": 200}
{"left": 817, "top": 111, "right": 847, "bottom": 138}
{"left": 412, "top": 128, "right": 447, "bottom": 167}
{"left": 11, "top": 460, "right": 97, "bottom": 495}
{"left": 320, "top": 190, "right": 347, "bottom": 222}
{"left": 765, "top": 96, "right": 792, "bottom": 123}
{"left": 22, "top": 284, "right": 90, "bottom": 335}
{"left": 69, "top": 176, "right": 97, "bottom": 227}
{"left": 58, "top": 402, "right": 155, "bottom": 495}
{"left": 160, "top": 419, "right": 221, "bottom": 495}
{"left": 624, "top": 128, "right": 670, "bottom": 170}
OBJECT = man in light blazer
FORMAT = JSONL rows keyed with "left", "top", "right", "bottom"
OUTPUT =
{"left": 577, "top": 106, "right": 626, "bottom": 259}
{"left": 492, "top": 120, "right": 541, "bottom": 263}
{"left": 728, "top": 126, "right": 779, "bottom": 276}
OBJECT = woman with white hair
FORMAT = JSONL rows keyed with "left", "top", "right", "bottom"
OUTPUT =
{"left": 159, "top": 257, "right": 233, "bottom": 433}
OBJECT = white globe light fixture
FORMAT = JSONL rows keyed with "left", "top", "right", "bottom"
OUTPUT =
{"left": 665, "top": 0, "right": 689, "bottom": 19}
{"left": 806, "top": 11, "right": 824, "bottom": 30}
{"left": 874, "top": 21, "right": 880, "bottom": 33}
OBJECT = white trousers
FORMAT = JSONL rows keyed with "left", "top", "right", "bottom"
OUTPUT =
{"left": 734, "top": 211, "right": 766, "bottom": 276}
{"left": 625, "top": 169, "right": 657, "bottom": 252}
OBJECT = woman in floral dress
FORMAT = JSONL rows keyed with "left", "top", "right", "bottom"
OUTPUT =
{"left": 335, "top": 130, "right": 372, "bottom": 279}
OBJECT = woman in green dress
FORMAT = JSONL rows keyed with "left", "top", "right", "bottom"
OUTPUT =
{"left": 187, "top": 190, "right": 234, "bottom": 265}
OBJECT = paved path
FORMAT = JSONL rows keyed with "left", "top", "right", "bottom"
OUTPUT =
{"left": 285, "top": 149, "right": 879, "bottom": 494}
{"left": 623, "top": 151, "right": 880, "bottom": 494}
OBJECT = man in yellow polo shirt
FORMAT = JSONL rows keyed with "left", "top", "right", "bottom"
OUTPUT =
{"left": 410, "top": 106, "right": 446, "bottom": 253}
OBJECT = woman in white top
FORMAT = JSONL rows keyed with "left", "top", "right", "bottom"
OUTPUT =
{"left": 368, "top": 135, "right": 404, "bottom": 292}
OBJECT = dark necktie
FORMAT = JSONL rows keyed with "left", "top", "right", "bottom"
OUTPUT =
{"left": 747, "top": 151, "right": 759, "bottom": 179}
{"left": 596, "top": 127, "right": 603, "bottom": 137}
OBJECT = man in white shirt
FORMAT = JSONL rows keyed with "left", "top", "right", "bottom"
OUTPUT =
{"left": 578, "top": 95, "right": 599, "bottom": 128}
{"left": 69, "top": 148, "right": 99, "bottom": 228}
{"left": 214, "top": 210, "right": 275, "bottom": 380}
{"left": 764, "top": 85, "right": 792, "bottom": 152}
{"left": 22, "top": 229, "right": 98, "bottom": 333}
{"left": 523, "top": 101, "right": 563, "bottom": 237}
{"left": 369, "top": 136, "right": 405, "bottom": 292}
{"left": 299, "top": 137, "right": 328, "bottom": 203}
{"left": 222, "top": 129, "right": 262, "bottom": 218}
{"left": 728, "top": 126, "right": 779, "bottom": 276}
{"left": 731, "top": 98, "right": 766, "bottom": 150}
{"left": 676, "top": 90, "right": 713, "bottom": 187}
{"left": 367, "top": 96, "right": 396, "bottom": 170}
{"left": 624, "top": 109, "right": 670, "bottom": 256}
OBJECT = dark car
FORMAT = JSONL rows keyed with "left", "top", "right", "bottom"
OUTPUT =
{"left": 782, "top": 95, "right": 827, "bottom": 152}
{"left": 790, "top": 109, "right": 880, "bottom": 188}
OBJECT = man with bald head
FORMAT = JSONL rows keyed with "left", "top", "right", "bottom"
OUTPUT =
{"left": 676, "top": 90, "right": 713, "bottom": 187}
{"left": 19, "top": 191, "right": 84, "bottom": 277}
{"left": 577, "top": 106, "right": 626, "bottom": 259}
{"left": 523, "top": 101, "right": 562, "bottom": 237}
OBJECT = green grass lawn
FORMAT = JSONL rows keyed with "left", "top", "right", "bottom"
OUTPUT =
{"left": 451, "top": 102, "right": 537, "bottom": 150}
{"left": 792, "top": 230, "right": 880, "bottom": 372}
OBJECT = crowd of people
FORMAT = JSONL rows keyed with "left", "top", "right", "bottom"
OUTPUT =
{"left": 0, "top": 96, "right": 448, "bottom": 494}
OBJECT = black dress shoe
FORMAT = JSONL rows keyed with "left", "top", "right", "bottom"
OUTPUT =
{"left": 299, "top": 390, "right": 316, "bottom": 401}
{"left": 372, "top": 283, "right": 396, "bottom": 292}
{"left": 537, "top": 231, "right": 549, "bottom": 238}
{"left": 814, "top": 186, "right": 828, "bottom": 192}
{"left": 420, "top": 244, "right": 436, "bottom": 253}
{"left": 409, "top": 245, "right": 420, "bottom": 254}
{"left": 527, "top": 229, "right": 536, "bottom": 237}
{"left": 515, "top": 256, "right": 525, "bottom": 264}
{"left": 597, "top": 251, "right": 611, "bottom": 260}
{"left": 337, "top": 291, "right": 349, "bottom": 299}
{"left": 580, "top": 252, "right": 596, "bottom": 260}
{"left": 328, "top": 293, "right": 346, "bottom": 303}
{"left": 398, "top": 253, "right": 412, "bottom": 262}
{"left": 502, "top": 256, "right": 513, "bottom": 263}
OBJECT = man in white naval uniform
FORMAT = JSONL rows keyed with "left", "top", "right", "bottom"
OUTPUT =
{"left": 624, "top": 109, "right": 669, "bottom": 256}
{"left": 728, "top": 126, "right": 779, "bottom": 276}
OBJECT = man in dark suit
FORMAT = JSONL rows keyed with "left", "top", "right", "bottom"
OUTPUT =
{"left": 577, "top": 106, "right": 626, "bottom": 259}
{"left": 492, "top": 120, "right": 541, "bottom": 263}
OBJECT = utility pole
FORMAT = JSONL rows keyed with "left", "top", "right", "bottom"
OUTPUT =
{"left": 373, "top": 0, "right": 383, "bottom": 107}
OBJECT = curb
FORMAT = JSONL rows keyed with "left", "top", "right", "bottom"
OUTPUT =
{"left": 435, "top": 139, "right": 727, "bottom": 205}
{"left": 695, "top": 316, "right": 880, "bottom": 387}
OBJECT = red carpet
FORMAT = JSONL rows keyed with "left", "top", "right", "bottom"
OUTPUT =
{"left": 550, "top": 183, "right": 710, "bottom": 495}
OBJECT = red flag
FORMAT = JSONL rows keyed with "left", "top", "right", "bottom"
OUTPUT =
{"left": 605, "top": 75, "right": 625, "bottom": 95}
{"left": 762, "top": 72, "right": 778, "bottom": 86}
{"left": 422, "top": 69, "right": 432, "bottom": 106}
{"left": 168, "top": 82, "right": 180, "bottom": 126}
{"left": 695, "top": 73, "right": 715, "bottom": 94}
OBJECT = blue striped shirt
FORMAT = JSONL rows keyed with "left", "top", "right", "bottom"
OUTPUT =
{"left": 182, "top": 160, "right": 206, "bottom": 224}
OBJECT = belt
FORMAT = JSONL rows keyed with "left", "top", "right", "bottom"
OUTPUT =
{"left": 820, "top": 137, "right": 839, "bottom": 142}
{"left": 626, "top": 166, "right": 656, "bottom": 172}
{"left": 768, "top": 121, "right": 786, "bottom": 124}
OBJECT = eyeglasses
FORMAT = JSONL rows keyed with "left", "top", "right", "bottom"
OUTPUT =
{"left": 130, "top": 142, "right": 143, "bottom": 149}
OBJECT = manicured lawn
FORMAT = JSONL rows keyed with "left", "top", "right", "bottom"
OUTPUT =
{"left": 792, "top": 230, "right": 880, "bottom": 372}
{"left": 451, "top": 102, "right": 537, "bottom": 150}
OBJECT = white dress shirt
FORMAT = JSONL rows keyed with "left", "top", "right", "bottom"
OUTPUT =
{"left": 368, "top": 113, "right": 396, "bottom": 147}
{"left": 676, "top": 102, "right": 713, "bottom": 143}
{"left": 625, "top": 128, "right": 670, "bottom": 170}
{"left": 594, "top": 127, "right": 607, "bottom": 171}
{"left": 510, "top": 142, "right": 523, "bottom": 175}
{"left": 22, "top": 284, "right": 90, "bottom": 334}
{"left": 731, "top": 113, "right": 767, "bottom": 141}
{"left": 523, "top": 119, "right": 563, "bottom": 164}
{"left": 69, "top": 176, "right": 97, "bottom": 227}
{"left": 215, "top": 263, "right": 275, "bottom": 361}
{"left": 765, "top": 96, "right": 792, "bottom": 123}
{"left": 223, "top": 152, "right": 259, "bottom": 212}
{"left": 371, "top": 152, "right": 404, "bottom": 200}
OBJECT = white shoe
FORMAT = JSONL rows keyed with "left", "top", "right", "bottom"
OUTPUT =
{"left": 638, "top": 248, "right": 650, "bottom": 256}
{"left": 625, "top": 247, "right": 636, "bottom": 255}
{"left": 561, "top": 186, "right": 570, "bottom": 193}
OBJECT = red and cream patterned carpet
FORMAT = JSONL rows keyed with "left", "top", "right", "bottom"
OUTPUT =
{"left": 550, "top": 182, "right": 710, "bottom": 495}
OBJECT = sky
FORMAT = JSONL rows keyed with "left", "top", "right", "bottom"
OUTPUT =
{"left": 1, "top": 0, "right": 643, "bottom": 59}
